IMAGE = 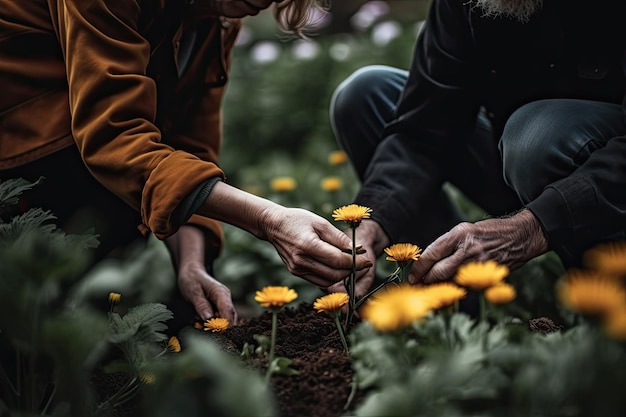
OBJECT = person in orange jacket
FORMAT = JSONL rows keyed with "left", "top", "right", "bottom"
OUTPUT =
{"left": 0, "top": 0, "right": 372, "bottom": 330}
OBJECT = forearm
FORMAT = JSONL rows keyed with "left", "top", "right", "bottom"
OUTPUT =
{"left": 164, "top": 225, "right": 206, "bottom": 271}
{"left": 195, "top": 180, "right": 279, "bottom": 240}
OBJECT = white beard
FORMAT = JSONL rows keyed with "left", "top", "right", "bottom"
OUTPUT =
{"left": 469, "top": 0, "right": 544, "bottom": 23}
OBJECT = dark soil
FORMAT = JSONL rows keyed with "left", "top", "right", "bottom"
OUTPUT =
{"left": 207, "top": 302, "right": 366, "bottom": 417}
{"left": 92, "top": 303, "right": 564, "bottom": 417}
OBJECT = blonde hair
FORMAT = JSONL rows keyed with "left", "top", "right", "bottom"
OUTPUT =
{"left": 273, "top": 0, "right": 330, "bottom": 37}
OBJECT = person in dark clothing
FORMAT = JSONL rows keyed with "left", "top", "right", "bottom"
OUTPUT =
{"left": 329, "top": 0, "right": 626, "bottom": 293}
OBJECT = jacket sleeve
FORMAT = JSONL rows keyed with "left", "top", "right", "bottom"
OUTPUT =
{"left": 163, "top": 20, "right": 241, "bottom": 249}
{"left": 526, "top": 91, "right": 626, "bottom": 252}
{"left": 49, "top": 0, "right": 224, "bottom": 240}
{"left": 354, "top": 0, "right": 480, "bottom": 242}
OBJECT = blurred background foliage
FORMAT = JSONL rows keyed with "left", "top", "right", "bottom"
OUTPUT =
{"left": 216, "top": 0, "right": 435, "bottom": 312}
{"left": 214, "top": 0, "right": 564, "bottom": 317}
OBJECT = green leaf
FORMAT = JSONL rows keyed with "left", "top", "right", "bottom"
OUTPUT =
{"left": 269, "top": 357, "right": 299, "bottom": 376}
{"left": 0, "top": 177, "right": 43, "bottom": 213}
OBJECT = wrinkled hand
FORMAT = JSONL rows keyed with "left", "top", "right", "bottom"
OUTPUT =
{"left": 326, "top": 219, "right": 390, "bottom": 298}
{"left": 409, "top": 209, "right": 549, "bottom": 285}
{"left": 205, "top": 0, "right": 284, "bottom": 18}
{"left": 177, "top": 260, "right": 238, "bottom": 325}
{"left": 260, "top": 206, "right": 373, "bottom": 289}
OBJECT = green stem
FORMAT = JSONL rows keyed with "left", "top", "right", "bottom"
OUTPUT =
{"left": 95, "top": 376, "right": 138, "bottom": 416}
{"left": 480, "top": 293, "right": 487, "bottom": 324}
{"left": 334, "top": 313, "right": 349, "bottom": 354}
{"left": 343, "top": 372, "right": 359, "bottom": 411}
{"left": 265, "top": 310, "right": 278, "bottom": 383}
{"left": 353, "top": 267, "right": 401, "bottom": 310}
{"left": 345, "top": 227, "right": 357, "bottom": 328}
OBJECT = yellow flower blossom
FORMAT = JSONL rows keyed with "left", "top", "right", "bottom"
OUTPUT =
{"left": 254, "top": 286, "right": 298, "bottom": 308}
{"left": 167, "top": 336, "right": 181, "bottom": 353}
{"left": 417, "top": 283, "right": 467, "bottom": 309}
{"left": 108, "top": 292, "right": 121, "bottom": 304}
{"left": 332, "top": 204, "right": 372, "bottom": 227}
{"left": 484, "top": 283, "right": 517, "bottom": 304}
{"left": 604, "top": 307, "right": 626, "bottom": 341}
{"left": 384, "top": 243, "right": 422, "bottom": 264}
{"left": 360, "top": 284, "right": 433, "bottom": 332}
{"left": 203, "top": 317, "right": 230, "bottom": 333}
{"left": 313, "top": 292, "right": 350, "bottom": 313}
{"left": 139, "top": 371, "right": 155, "bottom": 385}
{"left": 320, "top": 176, "right": 343, "bottom": 192}
{"left": 454, "top": 260, "right": 510, "bottom": 290}
{"left": 270, "top": 177, "right": 297, "bottom": 192}
{"left": 328, "top": 150, "right": 348, "bottom": 165}
{"left": 583, "top": 241, "right": 626, "bottom": 278}
{"left": 556, "top": 269, "right": 626, "bottom": 316}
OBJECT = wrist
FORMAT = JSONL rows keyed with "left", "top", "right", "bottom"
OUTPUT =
{"left": 516, "top": 208, "right": 549, "bottom": 256}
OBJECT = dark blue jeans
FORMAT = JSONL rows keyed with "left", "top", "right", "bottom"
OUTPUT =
{"left": 330, "top": 65, "right": 625, "bottom": 267}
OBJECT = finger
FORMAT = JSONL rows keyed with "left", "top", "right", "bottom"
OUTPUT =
{"left": 420, "top": 251, "right": 467, "bottom": 285}
{"left": 408, "top": 235, "right": 457, "bottom": 283}
{"left": 293, "top": 255, "right": 373, "bottom": 288}
{"left": 205, "top": 283, "right": 238, "bottom": 324}
{"left": 190, "top": 292, "right": 215, "bottom": 322}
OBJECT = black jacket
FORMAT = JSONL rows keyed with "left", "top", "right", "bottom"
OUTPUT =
{"left": 355, "top": 0, "right": 626, "bottom": 252}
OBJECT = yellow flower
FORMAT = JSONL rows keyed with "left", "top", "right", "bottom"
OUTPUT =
{"left": 270, "top": 177, "right": 297, "bottom": 192}
{"left": 332, "top": 204, "right": 372, "bottom": 227}
{"left": 313, "top": 292, "right": 349, "bottom": 313}
{"left": 139, "top": 371, "right": 155, "bottom": 385}
{"left": 604, "top": 307, "right": 626, "bottom": 341}
{"left": 320, "top": 176, "right": 343, "bottom": 192}
{"left": 167, "top": 336, "right": 181, "bottom": 353}
{"left": 583, "top": 241, "right": 626, "bottom": 278}
{"left": 360, "top": 284, "right": 433, "bottom": 332}
{"left": 328, "top": 150, "right": 348, "bottom": 165}
{"left": 454, "top": 260, "right": 509, "bottom": 290}
{"left": 417, "top": 283, "right": 467, "bottom": 309}
{"left": 108, "top": 292, "right": 121, "bottom": 304}
{"left": 203, "top": 317, "right": 230, "bottom": 333}
{"left": 384, "top": 243, "right": 422, "bottom": 264}
{"left": 254, "top": 286, "right": 298, "bottom": 308}
{"left": 556, "top": 269, "right": 626, "bottom": 316}
{"left": 484, "top": 283, "right": 517, "bottom": 304}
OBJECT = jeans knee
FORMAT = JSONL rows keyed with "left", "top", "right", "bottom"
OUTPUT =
{"left": 330, "top": 65, "right": 404, "bottom": 135}
{"left": 500, "top": 101, "right": 565, "bottom": 202}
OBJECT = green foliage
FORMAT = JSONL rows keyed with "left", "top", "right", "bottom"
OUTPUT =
{"left": 0, "top": 178, "right": 106, "bottom": 415}
{"left": 141, "top": 333, "right": 277, "bottom": 417}
{"left": 350, "top": 312, "right": 626, "bottom": 417}
{"left": 0, "top": 177, "right": 283, "bottom": 417}
{"left": 107, "top": 303, "right": 173, "bottom": 369}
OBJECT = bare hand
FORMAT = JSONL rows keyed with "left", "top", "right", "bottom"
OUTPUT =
{"left": 409, "top": 209, "right": 549, "bottom": 285}
{"left": 260, "top": 206, "right": 374, "bottom": 288}
{"left": 326, "top": 219, "right": 389, "bottom": 298}
{"left": 177, "top": 260, "right": 238, "bottom": 324}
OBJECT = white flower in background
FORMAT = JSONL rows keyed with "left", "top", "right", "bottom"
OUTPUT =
{"left": 329, "top": 42, "right": 351, "bottom": 62}
{"left": 329, "top": 34, "right": 353, "bottom": 62}
{"left": 371, "top": 20, "right": 402, "bottom": 47}
{"left": 292, "top": 39, "right": 321, "bottom": 60}
{"left": 250, "top": 41, "right": 281, "bottom": 64}
{"left": 350, "top": 1, "right": 390, "bottom": 31}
